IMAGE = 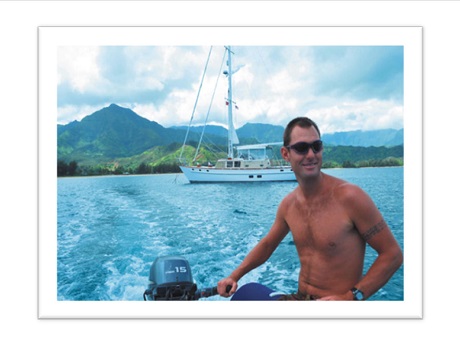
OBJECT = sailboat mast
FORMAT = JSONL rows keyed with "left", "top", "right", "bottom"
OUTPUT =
{"left": 226, "top": 46, "right": 235, "bottom": 159}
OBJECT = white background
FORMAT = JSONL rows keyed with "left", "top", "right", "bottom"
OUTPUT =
{"left": 0, "top": 1, "right": 454, "bottom": 344}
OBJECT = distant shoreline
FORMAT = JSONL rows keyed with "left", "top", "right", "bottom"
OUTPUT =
{"left": 57, "top": 165, "right": 403, "bottom": 178}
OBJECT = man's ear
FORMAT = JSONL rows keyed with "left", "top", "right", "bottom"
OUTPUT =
{"left": 280, "top": 146, "right": 290, "bottom": 162}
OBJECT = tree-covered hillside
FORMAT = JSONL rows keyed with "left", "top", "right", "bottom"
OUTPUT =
{"left": 57, "top": 104, "right": 404, "bottom": 176}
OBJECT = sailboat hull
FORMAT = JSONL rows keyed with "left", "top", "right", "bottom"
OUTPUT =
{"left": 180, "top": 165, "right": 296, "bottom": 183}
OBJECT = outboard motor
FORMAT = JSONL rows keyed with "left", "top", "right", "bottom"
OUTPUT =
{"left": 143, "top": 255, "right": 198, "bottom": 301}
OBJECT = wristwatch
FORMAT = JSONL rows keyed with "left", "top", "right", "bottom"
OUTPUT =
{"left": 351, "top": 287, "right": 365, "bottom": 301}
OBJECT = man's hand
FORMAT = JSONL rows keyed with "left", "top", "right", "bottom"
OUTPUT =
{"left": 217, "top": 277, "right": 238, "bottom": 297}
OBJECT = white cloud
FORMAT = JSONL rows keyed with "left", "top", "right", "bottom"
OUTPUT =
{"left": 57, "top": 45, "right": 404, "bottom": 133}
{"left": 308, "top": 99, "right": 403, "bottom": 134}
{"left": 58, "top": 46, "right": 101, "bottom": 93}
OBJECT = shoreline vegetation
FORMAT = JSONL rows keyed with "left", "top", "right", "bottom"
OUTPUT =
{"left": 57, "top": 157, "right": 403, "bottom": 177}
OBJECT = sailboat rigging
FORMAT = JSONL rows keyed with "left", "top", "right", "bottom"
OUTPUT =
{"left": 179, "top": 46, "right": 296, "bottom": 183}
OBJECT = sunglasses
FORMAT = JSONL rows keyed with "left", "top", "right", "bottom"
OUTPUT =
{"left": 286, "top": 140, "right": 323, "bottom": 154}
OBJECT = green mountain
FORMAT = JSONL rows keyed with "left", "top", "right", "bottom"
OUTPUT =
{"left": 58, "top": 104, "right": 173, "bottom": 162}
{"left": 57, "top": 103, "right": 404, "bottom": 174}
{"left": 170, "top": 124, "right": 228, "bottom": 138}
{"left": 322, "top": 144, "right": 403, "bottom": 168}
{"left": 171, "top": 123, "right": 284, "bottom": 145}
{"left": 236, "top": 123, "right": 285, "bottom": 144}
{"left": 58, "top": 104, "right": 224, "bottom": 165}
{"left": 322, "top": 129, "right": 404, "bottom": 147}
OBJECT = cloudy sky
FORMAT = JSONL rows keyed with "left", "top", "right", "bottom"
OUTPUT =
{"left": 57, "top": 45, "right": 403, "bottom": 134}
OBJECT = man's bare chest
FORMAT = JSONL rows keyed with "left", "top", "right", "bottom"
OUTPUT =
{"left": 285, "top": 200, "right": 354, "bottom": 251}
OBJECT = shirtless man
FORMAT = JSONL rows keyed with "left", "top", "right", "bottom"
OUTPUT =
{"left": 217, "top": 117, "right": 403, "bottom": 300}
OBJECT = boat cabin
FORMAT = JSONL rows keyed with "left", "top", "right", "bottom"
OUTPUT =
{"left": 214, "top": 144, "right": 280, "bottom": 169}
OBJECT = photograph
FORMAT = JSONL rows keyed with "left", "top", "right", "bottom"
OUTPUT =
{"left": 39, "top": 26, "right": 421, "bottom": 319}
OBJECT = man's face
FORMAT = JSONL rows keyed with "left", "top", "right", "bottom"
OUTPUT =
{"left": 281, "top": 125, "right": 323, "bottom": 179}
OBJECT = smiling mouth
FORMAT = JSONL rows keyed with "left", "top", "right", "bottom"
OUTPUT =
{"left": 301, "top": 161, "right": 317, "bottom": 167}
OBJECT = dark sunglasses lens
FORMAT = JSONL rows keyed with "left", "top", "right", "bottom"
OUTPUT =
{"left": 312, "top": 141, "right": 322, "bottom": 153}
{"left": 292, "top": 142, "right": 309, "bottom": 153}
{"left": 290, "top": 141, "right": 322, "bottom": 154}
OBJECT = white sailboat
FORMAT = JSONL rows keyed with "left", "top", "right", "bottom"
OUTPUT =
{"left": 179, "top": 46, "right": 296, "bottom": 183}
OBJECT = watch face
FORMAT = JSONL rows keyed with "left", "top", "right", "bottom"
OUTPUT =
{"left": 352, "top": 288, "right": 364, "bottom": 300}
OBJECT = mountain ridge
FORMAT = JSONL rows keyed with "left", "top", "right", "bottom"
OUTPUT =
{"left": 58, "top": 104, "right": 404, "bottom": 166}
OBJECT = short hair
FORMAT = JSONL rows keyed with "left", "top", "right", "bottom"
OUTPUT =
{"left": 283, "top": 117, "right": 321, "bottom": 146}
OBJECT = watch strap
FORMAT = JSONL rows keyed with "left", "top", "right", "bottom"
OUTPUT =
{"left": 351, "top": 287, "right": 364, "bottom": 300}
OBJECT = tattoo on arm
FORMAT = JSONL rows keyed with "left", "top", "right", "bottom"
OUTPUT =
{"left": 362, "top": 219, "right": 386, "bottom": 241}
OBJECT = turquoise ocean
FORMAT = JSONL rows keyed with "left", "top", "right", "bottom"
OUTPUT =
{"left": 57, "top": 167, "right": 404, "bottom": 301}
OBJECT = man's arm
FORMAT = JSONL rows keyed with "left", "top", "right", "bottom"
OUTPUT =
{"left": 217, "top": 200, "right": 291, "bottom": 297}
{"left": 319, "top": 185, "right": 403, "bottom": 301}
{"left": 351, "top": 218, "right": 403, "bottom": 300}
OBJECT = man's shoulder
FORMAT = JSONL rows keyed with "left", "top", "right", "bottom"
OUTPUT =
{"left": 278, "top": 187, "right": 298, "bottom": 209}
{"left": 326, "top": 175, "right": 364, "bottom": 200}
